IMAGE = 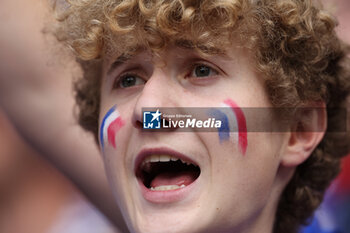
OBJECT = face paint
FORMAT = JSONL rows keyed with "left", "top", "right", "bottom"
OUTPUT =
{"left": 100, "top": 105, "right": 125, "bottom": 150}
{"left": 209, "top": 99, "right": 247, "bottom": 155}
{"left": 209, "top": 109, "right": 237, "bottom": 142}
{"left": 223, "top": 99, "right": 247, "bottom": 155}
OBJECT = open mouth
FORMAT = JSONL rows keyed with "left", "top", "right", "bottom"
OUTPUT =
{"left": 136, "top": 154, "right": 201, "bottom": 191}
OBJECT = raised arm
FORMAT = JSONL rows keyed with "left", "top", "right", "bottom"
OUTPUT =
{"left": 0, "top": 1, "right": 128, "bottom": 232}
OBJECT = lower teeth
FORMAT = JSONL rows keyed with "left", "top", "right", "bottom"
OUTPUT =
{"left": 150, "top": 184, "right": 186, "bottom": 191}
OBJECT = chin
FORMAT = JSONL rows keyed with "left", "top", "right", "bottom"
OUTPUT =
{"left": 130, "top": 213, "right": 208, "bottom": 233}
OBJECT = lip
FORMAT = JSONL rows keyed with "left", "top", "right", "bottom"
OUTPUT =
{"left": 134, "top": 147, "right": 200, "bottom": 203}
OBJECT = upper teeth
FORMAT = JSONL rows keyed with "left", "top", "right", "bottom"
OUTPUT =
{"left": 141, "top": 154, "right": 192, "bottom": 167}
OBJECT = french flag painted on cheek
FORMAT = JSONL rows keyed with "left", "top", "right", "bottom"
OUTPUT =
{"left": 99, "top": 105, "right": 125, "bottom": 150}
{"left": 210, "top": 99, "right": 248, "bottom": 155}
{"left": 223, "top": 99, "right": 248, "bottom": 155}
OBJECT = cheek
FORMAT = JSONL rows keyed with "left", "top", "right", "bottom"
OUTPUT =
{"left": 210, "top": 133, "right": 282, "bottom": 217}
{"left": 100, "top": 105, "right": 126, "bottom": 151}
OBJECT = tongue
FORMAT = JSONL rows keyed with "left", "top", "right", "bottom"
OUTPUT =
{"left": 150, "top": 171, "right": 197, "bottom": 188}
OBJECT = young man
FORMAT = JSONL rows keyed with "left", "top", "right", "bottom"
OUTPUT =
{"left": 54, "top": 0, "right": 350, "bottom": 232}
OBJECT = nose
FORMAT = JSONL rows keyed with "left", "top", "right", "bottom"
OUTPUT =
{"left": 131, "top": 69, "right": 178, "bottom": 129}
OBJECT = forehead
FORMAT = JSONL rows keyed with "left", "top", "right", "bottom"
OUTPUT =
{"left": 103, "top": 40, "right": 245, "bottom": 70}
{"left": 104, "top": 42, "right": 243, "bottom": 74}
{"left": 105, "top": 39, "right": 228, "bottom": 59}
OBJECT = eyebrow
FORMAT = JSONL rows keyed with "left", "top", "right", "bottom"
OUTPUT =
{"left": 107, "top": 46, "right": 147, "bottom": 75}
{"left": 106, "top": 44, "right": 227, "bottom": 75}
{"left": 107, "top": 54, "right": 133, "bottom": 75}
{"left": 175, "top": 39, "right": 224, "bottom": 55}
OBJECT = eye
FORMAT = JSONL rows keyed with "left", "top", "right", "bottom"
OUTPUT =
{"left": 115, "top": 74, "right": 146, "bottom": 89}
{"left": 190, "top": 64, "right": 218, "bottom": 78}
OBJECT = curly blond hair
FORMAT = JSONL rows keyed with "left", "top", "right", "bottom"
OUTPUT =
{"left": 55, "top": 0, "right": 350, "bottom": 232}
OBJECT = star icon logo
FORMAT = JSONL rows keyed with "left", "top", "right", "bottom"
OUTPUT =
{"left": 150, "top": 109, "right": 161, "bottom": 122}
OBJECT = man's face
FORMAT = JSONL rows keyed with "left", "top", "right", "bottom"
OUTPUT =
{"left": 99, "top": 45, "right": 288, "bottom": 233}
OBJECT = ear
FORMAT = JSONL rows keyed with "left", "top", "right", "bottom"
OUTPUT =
{"left": 281, "top": 102, "right": 327, "bottom": 167}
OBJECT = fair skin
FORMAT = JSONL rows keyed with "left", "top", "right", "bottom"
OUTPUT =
{"left": 99, "top": 45, "right": 326, "bottom": 233}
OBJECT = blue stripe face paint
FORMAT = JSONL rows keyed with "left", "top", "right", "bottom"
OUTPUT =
{"left": 208, "top": 109, "right": 230, "bottom": 142}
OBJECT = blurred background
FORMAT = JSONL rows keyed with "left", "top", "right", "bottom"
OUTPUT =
{"left": 300, "top": 0, "right": 350, "bottom": 232}
{"left": 0, "top": 0, "right": 349, "bottom": 233}
{"left": 0, "top": 111, "right": 116, "bottom": 233}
